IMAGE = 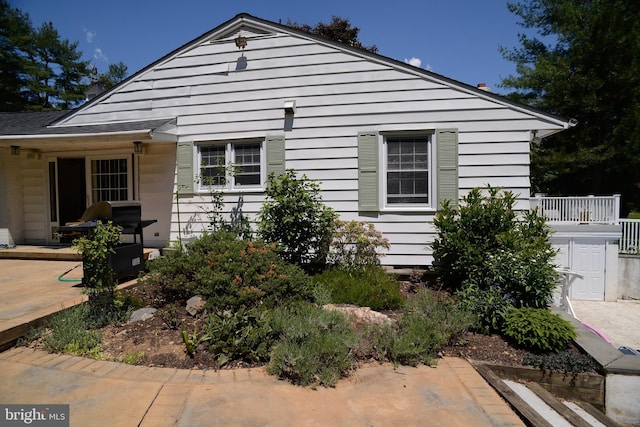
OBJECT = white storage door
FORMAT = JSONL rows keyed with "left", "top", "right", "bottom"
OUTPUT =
{"left": 570, "top": 239, "right": 606, "bottom": 301}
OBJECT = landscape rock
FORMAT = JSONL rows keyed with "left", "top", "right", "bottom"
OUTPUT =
{"left": 323, "top": 304, "right": 394, "bottom": 326}
{"left": 128, "top": 307, "right": 157, "bottom": 323}
{"left": 186, "top": 295, "right": 206, "bottom": 316}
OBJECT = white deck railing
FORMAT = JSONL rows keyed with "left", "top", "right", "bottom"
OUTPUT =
{"left": 619, "top": 219, "right": 640, "bottom": 254}
{"left": 530, "top": 194, "right": 620, "bottom": 225}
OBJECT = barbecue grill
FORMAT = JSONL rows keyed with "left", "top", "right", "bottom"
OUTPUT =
{"left": 57, "top": 201, "right": 157, "bottom": 282}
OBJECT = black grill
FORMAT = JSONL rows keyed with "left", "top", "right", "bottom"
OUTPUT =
{"left": 57, "top": 201, "right": 157, "bottom": 282}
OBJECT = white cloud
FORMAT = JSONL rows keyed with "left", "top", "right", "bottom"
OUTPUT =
{"left": 83, "top": 28, "right": 95, "bottom": 43}
{"left": 93, "top": 48, "right": 108, "bottom": 62}
{"left": 405, "top": 57, "right": 422, "bottom": 68}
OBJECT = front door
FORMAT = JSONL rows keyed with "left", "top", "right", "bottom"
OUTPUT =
{"left": 57, "top": 158, "right": 86, "bottom": 224}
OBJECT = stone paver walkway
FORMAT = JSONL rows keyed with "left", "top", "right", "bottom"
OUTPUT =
{"left": 0, "top": 347, "right": 524, "bottom": 427}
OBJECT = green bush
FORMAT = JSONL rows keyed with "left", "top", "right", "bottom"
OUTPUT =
{"left": 144, "top": 231, "right": 312, "bottom": 310}
{"left": 204, "top": 306, "right": 275, "bottom": 367}
{"left": 456, "top": 283, "right": 514, "bottom": 335}
{"left": 312, "top": 266, "right": 404, "bottom": 311}
{"left": 523, "top": 350, "right": 600, "bottom": 377}
{"left": 267, "top": 303, "right": 356, "bottom": 387}
{"left": 432, "top": 185, "right": 558, "bottom": 308}
{"left": 257, "top": 169, "right": 336, "bottom": 268}
{"left": 42, "top": 305, "right": 102, "bottom": 357}
{"left": 328, "top": 220, "right": 390, "bottom": 269}
{"left": 72, "top": 221, "right": 123, "bottom": 320}
{"left": 502, "top": 308, "right": 577, "bottom": 353}
{"left": 372, "top": 290, "right": 474, "bottom": 366}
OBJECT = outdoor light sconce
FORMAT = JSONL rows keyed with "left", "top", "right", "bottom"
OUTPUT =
{"left": 234, "top": 34, "right": 247, "bottom": 50}
{"left": 284, "top": 100, "right": 296, "bottom": 115}
{"left": 133, "top": 141, "right": 144, "bottom": 154}
{"left": 10, "top": 145, "right": 20, "bottom": 156}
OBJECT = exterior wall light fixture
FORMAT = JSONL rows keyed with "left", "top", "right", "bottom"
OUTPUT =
{"left": 133, "top": 141, "right": 144, "bottom": 154}
{"left": 234, "top": 35, "right": 247, "bottom": 50}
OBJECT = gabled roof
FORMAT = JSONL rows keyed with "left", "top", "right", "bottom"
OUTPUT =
{"left": 2, "top": 13, "right": 573, "bottom": 136}
{"left": 60, "top": 12, "right": 571, "bottom": 131}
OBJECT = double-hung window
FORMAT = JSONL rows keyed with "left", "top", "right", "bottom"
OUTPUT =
{"left": 358, "top": 129, "right": 457, "bottom": 212}
{"left": 384, "top": 135, "right": 431, "bottom": 206}
{"left": 199, "top": 141, "right": 263, "bottom": 190}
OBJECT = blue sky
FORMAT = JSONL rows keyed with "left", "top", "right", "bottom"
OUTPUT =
{"left": 11, "top": 0, "right": 529, "bottom": 95}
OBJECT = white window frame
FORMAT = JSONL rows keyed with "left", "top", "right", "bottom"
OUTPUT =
{"left": 381, "top": 132, "right": 434, "bottom": 211}
{"left": 86, "top": 155, "right": 133, "bottom": 204}
{"left": 197, "top": 139, "right": 265, "bottom": 192}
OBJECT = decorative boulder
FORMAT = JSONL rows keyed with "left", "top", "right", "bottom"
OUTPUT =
{"left": 186, "top": 295, "right": 206, "bottom": 316}
{"left": 128, "top": 307, "right": 157, "bottom": 323}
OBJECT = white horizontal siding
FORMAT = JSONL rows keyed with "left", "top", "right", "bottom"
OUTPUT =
{"left": 21, "top": 158, "right": 46, "bottom": 243}
{"left": 55, "top": 23, "right": 565, "bottom": 265}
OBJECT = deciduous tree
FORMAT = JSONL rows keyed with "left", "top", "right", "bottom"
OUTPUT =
{"left": 286, "top": 16, "right": 377, "bottom": 53}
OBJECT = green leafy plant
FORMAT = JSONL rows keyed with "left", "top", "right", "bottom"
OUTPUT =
{"left": 159, "top": 303, "right": 183, "bottom": 330}
{"left": 432, "top": 185, "right": 557, "bottom": 309}
{"left": 122, "top": 351, "right": 145, "bottom": 365}
{"left": 204, "top": 306, "right": 274, "bottom": 367}
{"left": 523, "top": 350, "right": 600, "bottom": 385}
{"left": 143, "top": 231, "right": 312, "bottom": 310}
{"left": 258, "top": 169, "right": 337, "bottom": 268}
{"left": 41, "top": 305, "right": 103, "bottom": 357}
{"left": 502, "top": 308, "right": 577, "bottom": 353}
{"left": 72, "top": 221, "right": 123, "bottom": 322}
{"left": 196, "top": 167, "right": 253, "bottom": 240}
{"left": 372, "top": 290, "right": 474, "bottom": 366}
{"left": 456, "top": 283, "right": 515, "bottom": 335}
{"left": 312, "top": 266, "right": 404, "bottom": 311}
{"left": 267, "top": 303, "right": 357, "bottom": 388}
{"left": 328, "top": 220, "right": 390, "bottom": 270}
{"left": 181, "top": 322, "right": 210, "bottom": 357}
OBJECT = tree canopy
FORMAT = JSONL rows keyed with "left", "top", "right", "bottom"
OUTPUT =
{"left": 286, "top": 16, "right": 378, "bottom": 53}
{"left": 0, "top": 1, "right": 127, "bottom": 111}
{"left": 500, "top": 0, "right": 640, "bottom": 214}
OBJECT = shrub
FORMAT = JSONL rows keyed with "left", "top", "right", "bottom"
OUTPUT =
{"left": 328, "top": 220, "right": 390, "bottom": 269}
{"left": 144, "top": 231, "right": 312, "bottom": 310}
{"left": 456, "top": 283, "right": 515, "bottom": 335}
{"left": 257, "top": 169, "right": 336, "bottom": 268}
{"left": 523, "top": 350, "right": 600, "bottom": 379}
{"left": 432, "top": 185, "right": 558, "bottom": 308}
{"left": 267, "top": 303, "right": 356, "bottom": 388}
{"left": 432, "top": 186, "right": 517, "bottom": 287}
{"left": 42, "top": 305, "right": 102, "bottom": 357}
{"left": 312, "top": 266, "right": 404, "bottom": 311}
{"left": 204, "top": 306, "right": 274, "bottom": 367}
{"left": 72, "top": 221, "right": 123, "bottom": 321}
{"left": 372, "top": 290, "right": 474, "bottom": 366}
{"left": 502, "top": 307, "right": 577, "bottom": 353}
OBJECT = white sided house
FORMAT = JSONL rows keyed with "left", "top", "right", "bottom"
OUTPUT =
{"left": 0, "top": 13, "right": 573, "bottom": 268}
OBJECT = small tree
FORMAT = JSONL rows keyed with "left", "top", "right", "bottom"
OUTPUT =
{"left": 432, "top": 185, "right": 557, "bottom": 310}
{"left": 257, "top": 169, "right": 336, "bottom": 268}
{"left": 72, "top": 221, "right": 122, "bottom": 320}
{"left": 328, "top": 220, "right": 390, "bottom": 270}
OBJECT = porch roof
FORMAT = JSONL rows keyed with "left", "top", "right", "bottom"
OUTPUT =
{"left": 0, "top": 111, "right": 173, "bottom": 138}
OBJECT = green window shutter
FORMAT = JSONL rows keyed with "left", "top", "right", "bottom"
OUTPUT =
{"left": 266, "top": 135, "right": 285, "bottom": 179}
{"left": 176, "top": 141, "right": 194, "bottom": 193}
{"left": 436, "top": 128, "right": 459, "bottom": 209}
{"left": 358, "top": 131, "right": 379, "bottom": 211}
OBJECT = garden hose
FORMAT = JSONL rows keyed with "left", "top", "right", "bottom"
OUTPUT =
{"left": 57, "top": 263, "right": 83, "bottom": 283}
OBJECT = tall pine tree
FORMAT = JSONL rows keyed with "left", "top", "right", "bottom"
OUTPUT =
{"left": 500, "top": 0, "right": 640, "bottom": 213}
{"left": 0, "top": 1, "right": 91, "bottom": 110}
